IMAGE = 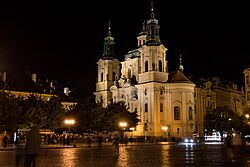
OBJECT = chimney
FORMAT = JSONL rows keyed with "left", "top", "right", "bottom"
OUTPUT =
{"left": 31, "top": 73, "right": 36, "bottom": 83}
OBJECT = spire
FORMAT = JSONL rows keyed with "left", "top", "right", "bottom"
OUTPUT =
{"left": 107, "top": 20, "right": 111, "bottom": 37}
{"left": 139, "top": 21, "right": 147, "bottom": 36}
{"left": 179, "top": 54, "right": 184, "bottom": 72}
{"left": 150, "top": 0, "right": 155, "bottom": 19}
{"left": 146, "top": 0, "right": 161, "bottom": 46}
{"left": 102, "top": 21, "right": 115, "bottom": 59}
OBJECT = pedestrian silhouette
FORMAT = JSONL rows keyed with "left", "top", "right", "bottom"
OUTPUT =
{"left": 3, "top": 135, "right": 8, "bottom": 148}
{"left": 112, "top": 134, "right": 119, "bottom": 160}
{"left": 24, "top": 125, "right": 41, "bottom": 167}
{"left": 231, "top": 132, "right": 242, "bottom": 161}
{"left": 87, "top": 135, "right": 92, "bottom": 148}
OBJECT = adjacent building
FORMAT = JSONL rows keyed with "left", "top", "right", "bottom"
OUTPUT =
{"left": 194, "top": 77, "right": 246, "bottom": 137}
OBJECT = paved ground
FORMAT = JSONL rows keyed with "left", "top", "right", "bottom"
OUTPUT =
{"left": 0, "top": 142, "right": 250, "bottom": 167}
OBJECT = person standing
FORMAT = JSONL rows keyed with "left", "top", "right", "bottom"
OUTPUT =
{"left": 24, "top": 125, "right": 41, "bottom": 167}
{"left": 3, "top": 135, "right": 8, "bottom": 148}
{"left": 87, "top": 135, "right": 92, "bottom": 148}
{"left": 112, "top": 134, "right": 120, "bottom": 159}
{"left": 231, "top": 132, "right": 242, "bottom": 160}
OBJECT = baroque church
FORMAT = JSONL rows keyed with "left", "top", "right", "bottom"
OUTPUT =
{"left": 94, "top": 3, "right": 196, "bottom": 139}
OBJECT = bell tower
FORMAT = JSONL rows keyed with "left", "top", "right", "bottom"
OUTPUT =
{"left": 95, "top": 21, "right": 121, "bottom": 107}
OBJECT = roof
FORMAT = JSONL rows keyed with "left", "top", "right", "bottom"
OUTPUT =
{"left": 0, "top": 71, "right": 56, "bottom": 94}
{"left": 167, "top": 70, "right": 193, "bottom": 83}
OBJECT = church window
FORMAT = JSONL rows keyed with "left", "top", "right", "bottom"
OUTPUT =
{"left": 160, "top": 103, "right": 163, "bottom": 112}
{"left": 112, "top": 72, "right": 116, "bottom": 81}
{"left": 144, "top": 89, "right": 147, "bottom": 95}
{"left": 145, "top": 61, "right": 148, "bottom": 72}
{"left": 101, "top": 72, "right": 103, "bottom": 82}
{"left": 158, "top": 60, "right": 162, "bottom": 72}
{"left": 100, "top": 96, "right": 103, "bottom": 102}
{"left": 174, "top": 106, "right": 180, "bottom": 120}
{"left": 246, "top": 75, "right": 249, "bottom": 85}
{"left": 128, "top": 68, "right": 131, "bottom": 78}
{"left": 145, "top": 103, "right": 148, "bottom": 112}
{"left": 189, "top": 107, "right": 193, "bottom": 120}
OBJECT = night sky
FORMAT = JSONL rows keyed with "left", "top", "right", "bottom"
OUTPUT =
{"left": 0, "top": 0, "right": 249, "bottom": 98}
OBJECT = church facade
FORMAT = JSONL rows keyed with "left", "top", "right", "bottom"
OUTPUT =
{"left": 94, "top": 5, "right": 196, "bottom": 139}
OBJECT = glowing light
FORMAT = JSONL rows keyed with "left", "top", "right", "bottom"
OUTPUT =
{"left": 119, "top": 122, "right": 127, "bottom": 128}
{"left": 64, "top": 119, "right": 75, "bottom": 125}
{"left": 161, "top": 126, "right": 168, "bottom": 131}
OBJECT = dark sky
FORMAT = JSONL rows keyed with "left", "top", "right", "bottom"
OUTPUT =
{"left": 0, "top": 0, "right": 250, "bottom": 98}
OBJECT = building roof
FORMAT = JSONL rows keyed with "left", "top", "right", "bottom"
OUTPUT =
{"left": 167, "top": 70, "right": 193, "bottom": 83}
{"left": 0, "top": 71, "right": 56, "bottom": 94}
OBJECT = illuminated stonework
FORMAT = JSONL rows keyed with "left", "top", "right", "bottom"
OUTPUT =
{"left": 94, "top": 5, "right": 196, "bottom": 139}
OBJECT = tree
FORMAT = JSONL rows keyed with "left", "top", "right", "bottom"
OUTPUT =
{"left": 19, "top": 94, "right": 66, "bottom": 129}
{"left": 204, "top": 106, "right": 246, "bottom": 135}
{"left": 72, "top": 96, "right": 103, "bottom": 133}
{"left": 71, "top": 97, "right": 139, "bottom": 134}
{"left": 104, "top": 101, "right": 139, "bottom": 132}
{"left": 0, "top": 91, "right": 23, "bottom": 131}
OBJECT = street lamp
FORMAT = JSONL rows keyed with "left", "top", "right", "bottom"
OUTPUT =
{"left": 64, "top": 119, "right": 75, "bottom": 134}
{"left": 246, "top": 114, "right": 249, "bottom": 119}
{"left": 162, "top": 126, "right": 168, "bottom": 141}
{"left": 119, "top": 121, "right": 127, "bottom": 143}
{"left": 246, "top": 114, "right": 250, "bottom": 126}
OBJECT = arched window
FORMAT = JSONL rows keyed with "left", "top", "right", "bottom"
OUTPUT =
{"left": 160, "top": 103, "right": 163, "bottom": 112}
{"left": 158, "top": 60, "right": 162, "bottom": 72}
{"left": 128, "top": 68, "right": 131, "bottom": 78}
{"left": 100, "top": 96, "right": 103, "bottom": 102}
{"left": 174, "top": 106, "right": 180, "bottom": 120}
{"left": 145, "top": 103, "right": 148, "bottom": 112}
{"left": 101, "top": 72, "right": 103, "bottom": 82}
{"left": 189, "top": 107, "right": 193, "bottom": 120}
{"left": 145, "top": 61, "right": 148, "bottom": 72}
{"left": 112, "top": 72, "right": 116, "bottom": 81}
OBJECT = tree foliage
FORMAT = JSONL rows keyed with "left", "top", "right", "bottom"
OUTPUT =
{"left": 204, "top": 106, "right": 249, "bottom": 135}
{"left": 0, "top": 91, "right": 66, "bottom": 131}
{"left": 71, "top": 97, "right": 140, "bottom": 133}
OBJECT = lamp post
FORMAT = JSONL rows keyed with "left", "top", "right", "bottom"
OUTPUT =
{"left": 246, "top": 114, "right": 250, "bottom": 125}
{"left": 119, "top": 122, "right": 127, "bottom": 144}
{"left": 246, "top": 114, "right": 249, "bottom": 119}
{"left": 162, "top": 126, "right": 168, "bottom": 141}
{"left": 64, "top": 119, "right": 75, "bottom": 134}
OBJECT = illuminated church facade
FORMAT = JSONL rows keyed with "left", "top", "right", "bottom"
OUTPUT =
{"left": 94, "top": 4, "right": 196, "bottom": 139}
